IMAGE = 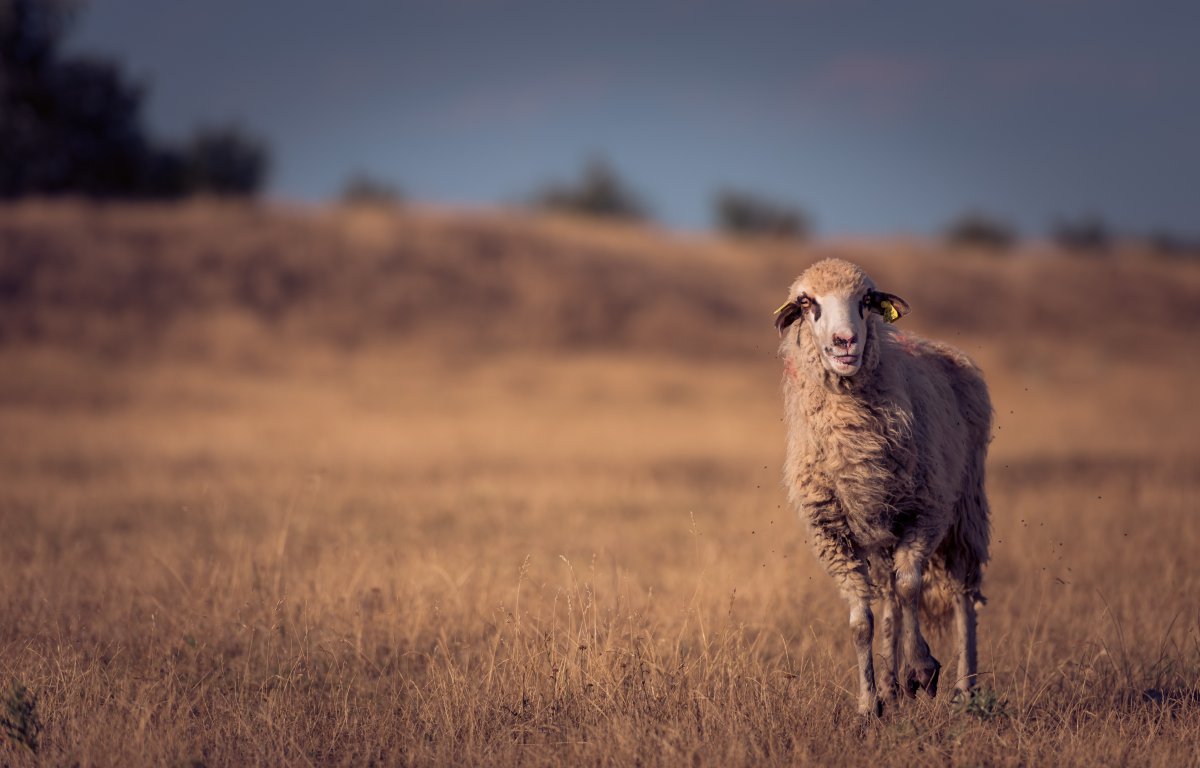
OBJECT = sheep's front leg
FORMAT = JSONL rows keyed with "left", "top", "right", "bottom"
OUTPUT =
{"left": 894, "top": 543, "right": 940, "bottom": 697}
{"left": 846, "top": 595, "right": 879, "bottom": 717}
{"left": 812, "top": 531, "right": 880, "bottom": 716}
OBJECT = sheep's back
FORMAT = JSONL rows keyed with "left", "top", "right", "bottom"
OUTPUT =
{"left": 884, "top": 333, "right": 991, "bottom": 511}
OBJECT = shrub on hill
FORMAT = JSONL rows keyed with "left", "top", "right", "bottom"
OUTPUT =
{"left": 1052, "top": 214, "right": 1112, "bottom": 253}
{"left": 713, "top": 188, "right": 811, "bottom": 240}
{"left": 944, "top": 211, "right": 1017, "bottom": 251}
{"left": 340, "top": 173, "right": 403, "bottom": 207}
{"left": 530, "top": 158, "right": 649, "bottom": 222}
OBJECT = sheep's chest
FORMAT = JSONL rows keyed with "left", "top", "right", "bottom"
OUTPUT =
{"left": 794, "top": 398, "right": 917, "bottom": 550}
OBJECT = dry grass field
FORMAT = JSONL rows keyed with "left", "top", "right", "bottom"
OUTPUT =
{"left": 1, "top": 202, "right": 1198, "bottom": 766}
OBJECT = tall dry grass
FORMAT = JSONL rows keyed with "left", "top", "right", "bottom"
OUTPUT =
{"left": 0, "top": 202, "right": 1198, "bottom": 766}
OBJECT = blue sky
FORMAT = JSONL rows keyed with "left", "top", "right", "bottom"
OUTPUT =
{"left": 70, "top": 0, "right": 1199, "bottom": 235}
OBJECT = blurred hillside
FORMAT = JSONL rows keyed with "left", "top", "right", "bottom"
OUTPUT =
{"left": 2, "top": 202, "right": 1198, "bottom": 366}
{"left": 2, "top": 202, "right": 1199, "bottom": 765}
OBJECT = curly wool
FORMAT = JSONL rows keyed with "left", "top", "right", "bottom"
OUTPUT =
{"left": 780, "top": 260, "right": 992, "bottom": 628}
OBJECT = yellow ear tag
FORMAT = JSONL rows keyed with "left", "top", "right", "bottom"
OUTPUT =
{"left": 879, "top": 299, "right": 900, "bottom": 323}
{"left": 774, "top": 301, "right": 793, "bottom": 316}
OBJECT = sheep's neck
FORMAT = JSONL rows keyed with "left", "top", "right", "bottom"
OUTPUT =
{"left": 782, "top": 339, "right": 879, "bottom": 398}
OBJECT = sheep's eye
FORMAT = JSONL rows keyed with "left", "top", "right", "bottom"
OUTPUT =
{"left": 797, "top": 295, "right": 820, "bottom": 320}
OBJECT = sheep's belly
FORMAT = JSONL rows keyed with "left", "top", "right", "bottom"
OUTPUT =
{"left": 804, "top": 484, "right": 901, "bottom": 551}
{"left": 844, "top": 513, "right": 899, "bottom": 551}
{"left": 829, "top": 476, "right": 907, "bottom": 551}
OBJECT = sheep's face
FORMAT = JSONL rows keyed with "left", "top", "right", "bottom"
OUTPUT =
{"left": 775, "top": 260, "right": 909, "bottom": 378}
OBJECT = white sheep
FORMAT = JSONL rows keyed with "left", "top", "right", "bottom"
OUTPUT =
{"left": 774, "top": 258, "right": 991, "bottom": 716}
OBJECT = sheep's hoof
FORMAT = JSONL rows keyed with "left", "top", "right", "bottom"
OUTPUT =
{"left": 880, "top": 679, "right": 901, "bottom": 704}
{"left": 857, "top": 695, "right": 885, "bottom": 718}
{"left": 905, "top": 658, "right": 941, "bottom": 698}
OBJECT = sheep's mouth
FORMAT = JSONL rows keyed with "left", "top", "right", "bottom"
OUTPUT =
{"left": 826, "top": 352, "right": 861, "bottom": 376}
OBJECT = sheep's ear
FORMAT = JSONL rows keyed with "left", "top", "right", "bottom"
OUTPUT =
{"left": 866, "top": 290, "right": 910, "bottom": 323}
{"left": 774, "top": 298, "right": 804, "bottom": 336}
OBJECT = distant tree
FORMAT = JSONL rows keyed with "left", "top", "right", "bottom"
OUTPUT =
{"left": 183, "top": 124, "right": 269, "bottom": 197}
{"left": 0, "top": 0, "right": 269, "bottom": 199}
{"left": 1052, "top": 214, "right": 1112, "bottom": 252}
{"left": 340, "top": 172, "right": 403, "bottom": 206}
{"left": 138, "top": 145, "right": 189, "bottom": 199}
{"left": 0, "top": 0, "right": 76, "bottom": 81}
{"left": 943, "top": 211, "right": 1017, "bottom": 251}
{"left": 1, "top": 0, "right": 149, "bottom": 197}
{"left": 714, "top": 188, "right": 811, "bottom": 240}
{"left": 531, "top": 157, "right": 649, "bottom": 221}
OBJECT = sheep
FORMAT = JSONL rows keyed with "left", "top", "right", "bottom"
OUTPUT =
{"left": 774, "top": 258, "right": 991, "bottom": 716}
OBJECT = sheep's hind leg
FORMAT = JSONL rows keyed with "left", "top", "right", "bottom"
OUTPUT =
{"left": 894, "top": 544, "right": 941, "bottom": 698}
{"left": 953, "top": 590, "right": 978, "bottom": 699}
{"left": 877, "top": 588, "right": 901, "bottom": 703}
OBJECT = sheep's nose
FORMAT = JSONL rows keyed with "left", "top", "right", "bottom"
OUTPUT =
{"left": 832, "top": 331, "right": 857, "bottom": 349}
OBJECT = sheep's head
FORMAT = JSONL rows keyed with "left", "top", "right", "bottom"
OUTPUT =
{"left": 774, "top": 259, "right": 909, "bottom": 378}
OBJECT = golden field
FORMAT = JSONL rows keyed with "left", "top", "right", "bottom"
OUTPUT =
{"left": 0, "top": 202, "right": 1198, "bottom": 766}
